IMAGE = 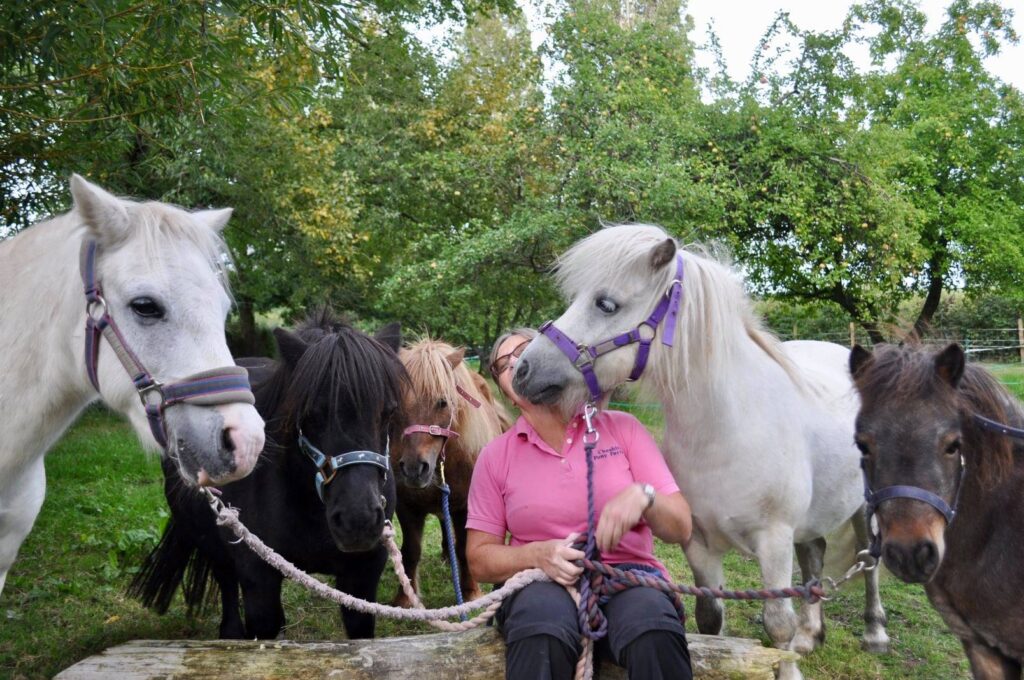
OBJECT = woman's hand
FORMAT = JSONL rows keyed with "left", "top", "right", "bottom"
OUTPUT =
{"left": 596, "top": 484, "right": 649, "bottom": 553}
{"left": 533, "top": 533, "right": 585, "bottom": 586}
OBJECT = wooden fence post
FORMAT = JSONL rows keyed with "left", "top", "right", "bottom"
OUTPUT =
{"left": 1017, "top": 316, "right": 1023, "bottom": 364}
{"left": 849, "top": 322, "right": 856, "bottom": 348}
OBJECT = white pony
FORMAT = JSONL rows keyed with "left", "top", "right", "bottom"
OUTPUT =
{"left": 0, "top": 176, "right": 265, "bottom": 597}
{"left": 513, "top": 224, "right": 888, "bottom": 678}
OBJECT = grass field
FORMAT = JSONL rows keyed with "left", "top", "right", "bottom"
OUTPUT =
{"left": 8, "top": 364, "right": 1021, "bottom": 678}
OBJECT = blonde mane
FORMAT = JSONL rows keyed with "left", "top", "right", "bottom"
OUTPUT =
{"left": 400, "top": 337, "right": 505, "bottom": 457}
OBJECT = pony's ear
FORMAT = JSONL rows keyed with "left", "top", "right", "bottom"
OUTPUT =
{"left": 274, "top": 328, "right": 309, "bottom": 369}
{"left": 650, "top": 238, "right": 676, "bottom": 270}
{"left": 445, "top": 347, "right": 466, "bottom": 369}
{"left": 375, "top": 322, "right": 402, "bottom": 353}
{"left": 70, "top": 174, "right": 130, "bottom": 246}
{"left": 934, "top": 343, "right": 965, "bottom": 388}
{"left": 193, "top": 207, "right": 233, "bottom": 233}
{"left": 849, "top": 344, "right": 873, "bottom": 379}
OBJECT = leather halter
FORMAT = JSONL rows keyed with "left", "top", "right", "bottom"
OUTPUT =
{"left": 299, "top": 432, "right": 390, "bottom": 502}
{"left": 539, "top": 254, "right": 684, "bottom": 402}
{"left": 81, "top": 240, "right": 255, "bottom": 448}
{"left": 401, "top": 380, "right": 481, "bottom": 461}
{"left": 861, "top": 410, "right": 1024, "bottom": 558}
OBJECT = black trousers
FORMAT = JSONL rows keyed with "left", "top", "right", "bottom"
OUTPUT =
{"left": 495, "top": 580, "right": 693, "bottom": 680}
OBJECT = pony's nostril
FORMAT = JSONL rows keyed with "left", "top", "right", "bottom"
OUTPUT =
{"left": 417, "top": 461, "right": 429, "bottom": 478}
{"left": 221, "top": 427, "right": 235, "bottom": 453}
{"left": 515, "top": 358, "right": 529, "bottom": 380}
{"left": 882, "top": 544, "right": 903, "bottom": 572}
{"left": 914, "top": 541, "right": 938, "bottom": 573}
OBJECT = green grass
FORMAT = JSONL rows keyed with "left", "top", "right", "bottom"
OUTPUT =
{"left": 13, "top": 361, "right": 1021, "bottom": 679}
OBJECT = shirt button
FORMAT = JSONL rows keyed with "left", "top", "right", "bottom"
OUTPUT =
{"left": 561, "top": 459, "right": 567, "bottom": 465}
{"left": 566, "top": 438, "right": 573, "bottom": 444}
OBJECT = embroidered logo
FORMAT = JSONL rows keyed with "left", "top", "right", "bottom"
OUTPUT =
{"left": 592, "top": 445, "right": 624, "bottom": 461}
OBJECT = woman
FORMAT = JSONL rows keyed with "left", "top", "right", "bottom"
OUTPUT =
{"left": 467, "top": 328, "right": 694, "bottom": 680}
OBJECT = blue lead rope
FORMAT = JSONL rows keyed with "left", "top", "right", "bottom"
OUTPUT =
{"left": 439, "top": 462, "right": 467, "bottom": 621}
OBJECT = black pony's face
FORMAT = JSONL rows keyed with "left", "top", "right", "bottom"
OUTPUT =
{"left": 276, "top": 321, "right": 403, "bottom": 553}
{"left": 851, "top": 343, "right": 965, "bottom": 583}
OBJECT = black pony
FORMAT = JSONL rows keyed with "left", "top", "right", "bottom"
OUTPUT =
{"left": 130, "top": 312, "right": 407, "bottom": 639}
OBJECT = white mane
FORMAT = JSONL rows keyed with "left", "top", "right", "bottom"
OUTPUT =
{"left": 555, "top": 223, "right": 802, "bottom": 401}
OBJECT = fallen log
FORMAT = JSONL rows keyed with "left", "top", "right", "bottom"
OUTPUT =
{"left": 55, "top": 627, "right": 799, "bottom": 679}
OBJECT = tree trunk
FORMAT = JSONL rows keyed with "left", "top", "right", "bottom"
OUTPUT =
{"left": 237, "top": 298, "right": 259, "bottom": 357}
{"left": 55, "top": 629, "right": 799, "bottom": 680}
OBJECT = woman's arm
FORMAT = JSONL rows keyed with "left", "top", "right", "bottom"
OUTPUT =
{"left": 466, "top": 529, "right": 585, "bottom": 587}
{"left": 595, "top": 484, "right": 692, "bottom": 553}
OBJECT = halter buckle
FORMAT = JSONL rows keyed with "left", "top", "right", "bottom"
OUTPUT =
{"left": 138, "top": 381, "right": 165, "bottom": 408}
{"left": 428, "top": 425, "right": 445, "bottom": 437}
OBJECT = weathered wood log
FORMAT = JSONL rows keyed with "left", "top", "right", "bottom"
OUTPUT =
{"left": 55, "top": 628, "right": 799, "bottom": 679}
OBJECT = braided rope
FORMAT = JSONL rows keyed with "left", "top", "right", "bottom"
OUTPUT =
{"left": 439, "top": 478, "right": 468, "bottom": 621}
{"left": 206, "top": 491, "right": 548, "bottom": 624}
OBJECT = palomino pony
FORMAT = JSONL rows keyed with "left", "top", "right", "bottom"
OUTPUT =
{"left": 512, "top": 224, "right": 888, "bottom": 675}
{"left": 851, "top": 342, "right": 1024, "bottom": 678}
{"left": 131, "top": 313, "right": 405, "bottom": 639}
{"left": 0, "top": 176, "right": 264, "bottom": 598}
{"left": 391, "top": 338, "right": 508, "bottom": 606}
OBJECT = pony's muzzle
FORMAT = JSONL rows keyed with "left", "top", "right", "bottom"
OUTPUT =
{"left": 877, "top": 508, "right": 946, "bottom": 583}
{"left": 398, "top": 457, "right": 432, "bottom": 488}
{"left": 881, "top": 539, "right": 940, "bottom": 583}
{"left": 163, "top": 403, "right": 264, "bottom": 486}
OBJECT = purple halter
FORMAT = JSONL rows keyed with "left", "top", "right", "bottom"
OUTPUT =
{"left": 539, "top": 254, "right": 684, "bottom": 403}
{"left": 81, "top": 240, "right": 256, "bottom": 448}
{"left": 862, "top": 453, "right": 964, "bottom": 559}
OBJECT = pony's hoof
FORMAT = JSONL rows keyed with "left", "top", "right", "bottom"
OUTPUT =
{"left": 861, "top": 632, "right": 890, "bottom": 654}
{"left": 790, "top": 632, "right": 818, "bottom": 655}
{"left": 775, "top": 659, "right": 804, "bottom": 680}
{"left": 463, "top": 588, "right": 483, "bottom": 603}
{"left": 391, "top": 592, "right": 414, "bottom": 609}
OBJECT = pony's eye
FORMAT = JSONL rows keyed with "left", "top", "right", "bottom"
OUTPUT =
{"left": 945, "top": 439, "right": 961, "bottom": 456}
{"left": 129, "top": 297, "right": 164, "bottom": 320}
{"left": 436, "top": 398, "right": 448, "bottom": 410}
{"left": 855, "top": 440, "right": 871, "bottom": 457}
{"left": 595, "top": 297, "right": 618, "bottom": 314}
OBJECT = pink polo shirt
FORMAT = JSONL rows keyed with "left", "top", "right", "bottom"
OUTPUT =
{"left": 467, "top": 409, "right": 679, "bottom": 577}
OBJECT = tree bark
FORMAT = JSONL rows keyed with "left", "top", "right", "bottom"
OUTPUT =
{"left": 55, "top": 629, "right": 799, "bottom": 680}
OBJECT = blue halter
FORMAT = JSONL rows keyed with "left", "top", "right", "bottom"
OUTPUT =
{"left": 298, "top": 432, "right": 390, "bottom": 502}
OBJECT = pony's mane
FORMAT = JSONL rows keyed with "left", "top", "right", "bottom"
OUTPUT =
{"left": 854, "top": 342, "right": 1020, "bottom": 485}
{"left": 400, "top": 337, "right": 504, "bottom": 456}
{"left": 258, "top": 310, "right": 408, "bottom": 436}
{"left": 555, "top": 224, "right": 803, "bottom": 397}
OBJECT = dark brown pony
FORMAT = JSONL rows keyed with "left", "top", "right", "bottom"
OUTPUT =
{"left": 851, "top": 342, "right": 1024, "bottom": 679}
{"left": 391, "top": 338, "right": 509, "bottom": 606}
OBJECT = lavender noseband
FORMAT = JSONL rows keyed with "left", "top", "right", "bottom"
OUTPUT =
{"left": 539, "top": 254, "right": 684, "bottom": 402}
{"left": 81, "top": 240, "right": 255, "bottom": 448}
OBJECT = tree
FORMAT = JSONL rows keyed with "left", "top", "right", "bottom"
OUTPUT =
{"left": 714, "top": 0, "right": 1023, "bottom": 341}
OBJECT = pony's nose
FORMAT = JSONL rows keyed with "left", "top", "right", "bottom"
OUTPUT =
{"left": 399, "top": 459, "right": 429, "bottom": 483}
{"left": 513, "top": 357, "right": 530, "bottom": 385}
{"left": 883, "top": 540, "right": 939, "bottom": 582}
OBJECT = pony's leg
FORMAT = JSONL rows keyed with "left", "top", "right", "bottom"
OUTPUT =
{"left": 851, "top": 509, "right": 889, "bottom": 653}
{"left": 682, "top": 526, "right": 725, "bottom": 635}
{"left": 793, "top": 537, "right": 826, "bottom": 653}
{"left": 239, "top": 566, "right": 285, "bottom": 639}
{"left": 215, "top": 570, "right": 245, "bottom": 639}
{"left": 0, "top": 457, "right": 46, "bottom": 597}
{"left": 337, "top": 546, "right": 387, "bottom": 639}
{"left": 392, "top": 502, "right": 425, "bottom": 608}
{"left": 754, "top": 527, "right": 804, "bottom": 680}
{"left": 452, "top": 507, "right": 482, "bottom": 601}
{"left": 962, "top": 637, "right": 1022, "bottom": 680}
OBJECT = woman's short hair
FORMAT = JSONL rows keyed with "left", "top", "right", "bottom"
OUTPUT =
{"left": 488, "top": 327, "right": 538, "bottom": 379}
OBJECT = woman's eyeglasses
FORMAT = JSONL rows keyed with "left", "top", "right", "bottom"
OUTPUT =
{"left": 489, "top": 340, "right": 529, "bottom": 379}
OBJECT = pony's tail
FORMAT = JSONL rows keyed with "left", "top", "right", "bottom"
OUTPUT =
{"left": 128, "top": 516, "right": 216, "bottom": 615}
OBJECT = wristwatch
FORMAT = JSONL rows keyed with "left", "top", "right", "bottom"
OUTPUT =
{"left": 641, "top": 483, "right": 656, "bottom": 510}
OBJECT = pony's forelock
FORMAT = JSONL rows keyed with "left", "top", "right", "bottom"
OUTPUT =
{"left": 401, "top": 337, "right": 503, "bottom": 457}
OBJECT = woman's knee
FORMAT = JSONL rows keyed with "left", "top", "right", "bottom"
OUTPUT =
{"left": 621, "top": 630, "right": 692, "bottom": 680}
